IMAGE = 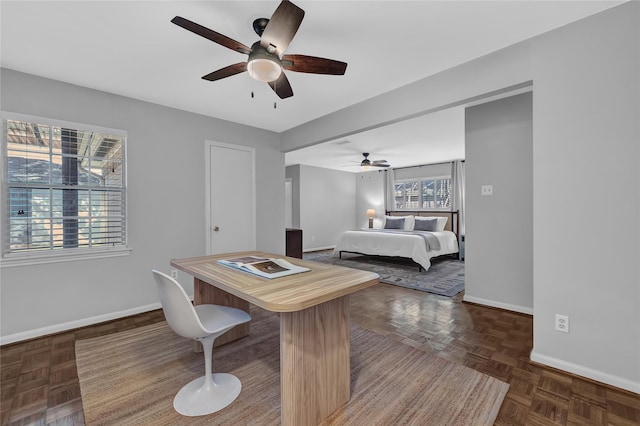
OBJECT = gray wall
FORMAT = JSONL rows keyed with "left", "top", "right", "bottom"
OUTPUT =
{"left": 355, "top": 171, "right": 386, "bottom": 229}
{"left": 285, "top": 166, "right": 384, "bottom": 249}
{"left": 281, "top": 3, "right": 639, "bottom": 393}
{"left": 464, "top": 92, "right": 533, "bottom": 313}
{"left": 1, "top": 69, "right": 285, "bottom": 341}
{"left": 529, "top": 5, "right": 639, "bottom": 391}
{"left": 285, "top": 165, "right": 301, "bottom": 229}
{"left": 297, "top": 165, "right": 356, "bottom": 251}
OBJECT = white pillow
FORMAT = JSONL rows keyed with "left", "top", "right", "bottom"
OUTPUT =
{"left": 415, "top": 216, "right": 448, "bottom": 231}
{"left": 403, "top": 215, "right": 415, "bottom": 230}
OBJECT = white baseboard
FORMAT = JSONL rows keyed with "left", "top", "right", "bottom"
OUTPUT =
{"left": 0, "top": 302, "right": 163, "bottom": 345}
{"left": 303, "top": 245, "right": 335, "bottom": 253}
{"left": 463, "top": 295, "right": 533, "bottom": 315}
{"left": 530, "top": 349, "right": 640, "bottom": 394}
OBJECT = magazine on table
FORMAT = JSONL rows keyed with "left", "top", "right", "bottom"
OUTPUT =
{"left": 217, "top": 256, "right": 310, "bottom": 279}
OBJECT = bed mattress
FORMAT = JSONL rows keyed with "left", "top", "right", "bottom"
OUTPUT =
{"left": 333, "top": 229, "right": 459, "bottom": 271}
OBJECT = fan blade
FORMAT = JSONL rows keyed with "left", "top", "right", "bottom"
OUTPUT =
{"left": 260, "top": 1, "right": 304, "bottom": 56}
{"left": 267, "top": 72, "right": 294, "bottom": 99}
{"left": 202, "top": 63, "right": 247, "bottom": 81}
{"left": 282, "top": 54, "right": 347, "bottom": 75}
{"left": 372, "top": 164, "right": 390, "bottom": 168}
{"left": 171, "top": 16, "right": 252, "bottom": 55}
{"left": 371, "top": 160, "right": 388, "bottom": 165}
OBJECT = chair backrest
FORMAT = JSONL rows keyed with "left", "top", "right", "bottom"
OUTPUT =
{"left": 152, "top": 270, "right": 208, "bottom": 340}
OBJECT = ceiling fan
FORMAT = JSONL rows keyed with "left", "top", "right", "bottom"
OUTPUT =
{"left": 360, "top": 153, "right": 390, "bottom": 171}
{"left": 171, "top": 0, "right": 348, "bottom": 99}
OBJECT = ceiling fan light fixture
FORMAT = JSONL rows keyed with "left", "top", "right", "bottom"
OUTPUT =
{"left": 172, "top": 0, "right": 347, "bottom": 99}
{"left": 361, "top": 153, "right": 371, "bottom": 171}
{"left": 247, "top": 57, "right": 282, "bottom": 82}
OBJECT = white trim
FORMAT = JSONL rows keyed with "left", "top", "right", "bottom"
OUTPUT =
{"left": 530, "top": 349, "right": 640, "bottom": 394}
{"left": 0, "top": 302, "right": 162, "bottom": 345}
{"left": 1, "top": 111, "right": 127, "bottom": 137}
{"left": 1, "top": 111, "right": 129, "bottom": 262}
{"left": 204, "top": 141, "right": 256, "bottom": 255}
{"left": 463, "top": 294, "right": 533, "bottom": 315}
{"left": 303, "top": 245, "right": 336, "bottom": 253}
{"left": 1, "top": 246, "right": 132, "bottom": 268}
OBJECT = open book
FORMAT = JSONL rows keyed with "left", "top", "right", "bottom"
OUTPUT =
{"left": 217, "top": 256, "right": 310, "bottom": 279}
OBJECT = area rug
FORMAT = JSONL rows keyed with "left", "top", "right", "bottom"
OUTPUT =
{"left": 76, "top": 314, "right": 508, "bottom": 425}
{"left": 306, "top": 251, "right": 465, "bottom": 297}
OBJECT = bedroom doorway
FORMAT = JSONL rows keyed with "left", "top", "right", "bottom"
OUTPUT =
{"left": 285, "top": 178, "right": 293, "bottom": 229}
{"left": 205, "top": 141, "right": 256, "bottom": 254}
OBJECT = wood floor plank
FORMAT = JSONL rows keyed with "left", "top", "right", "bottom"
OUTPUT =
{"left": 1, "top": 255, "right": 638, "bottom": 425}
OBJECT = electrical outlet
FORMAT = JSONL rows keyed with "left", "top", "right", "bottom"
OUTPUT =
{"left": 481, "top": 185, "right": 493, "bottom": 196}
{"left": 170, "top": 269, "right": 178, "bottom": 279}
{"left": 555, "top": 314, "right": 569, "bottom": 333}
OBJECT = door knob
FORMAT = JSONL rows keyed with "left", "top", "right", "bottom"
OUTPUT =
{"left": 213, "top": 226, "right": 219, "bottom": 232}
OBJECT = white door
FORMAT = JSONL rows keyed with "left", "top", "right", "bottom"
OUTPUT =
{"left": 205, "top": 141, "right": 256, "bottom": 254}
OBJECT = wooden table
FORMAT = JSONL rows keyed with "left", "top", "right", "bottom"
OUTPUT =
{"left": 170, "top": 251, "right": 379, "bottom": 426}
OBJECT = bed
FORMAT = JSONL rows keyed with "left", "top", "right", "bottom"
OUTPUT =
{"left": 333, "top": 211, "right": 459, "bottom": 272}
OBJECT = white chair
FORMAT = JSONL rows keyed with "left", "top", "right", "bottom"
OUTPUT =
{"left": 152, "top": 270, "right": 251, "bottom": 416}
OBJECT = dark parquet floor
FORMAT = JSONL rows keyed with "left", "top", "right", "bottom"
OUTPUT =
{"left": 1, "top": 260, "right": 639, "bottom": 425}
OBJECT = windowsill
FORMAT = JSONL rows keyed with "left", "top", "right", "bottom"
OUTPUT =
{"left": 0, "top": 247, "right": 133, "bottom": 268}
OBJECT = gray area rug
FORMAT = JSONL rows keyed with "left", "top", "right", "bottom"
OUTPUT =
{"left": 305, "top": 251, "right": 465, "bottom": 297}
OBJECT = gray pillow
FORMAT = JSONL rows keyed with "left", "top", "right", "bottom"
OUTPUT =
{"left": 414, "top": 217, "right": 438, "bottom": 231}
{"left": 384, "top": 218, "right": 405, "bottom": 229}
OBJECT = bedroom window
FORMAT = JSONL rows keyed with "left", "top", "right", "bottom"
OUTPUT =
{"left": 1, "top": 113, "right": 129, "bottom": 265}
{"left": 394, "top": 178, "right": 451, "bottom": 210}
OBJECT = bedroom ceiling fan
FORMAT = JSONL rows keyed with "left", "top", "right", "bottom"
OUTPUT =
{"left": 360, "top": 153, "right": 390, "bottom": 171}
{"left": 171, "top": 0, "right": 348, "bottom": 99}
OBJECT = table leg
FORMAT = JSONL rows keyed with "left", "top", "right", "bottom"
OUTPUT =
{"left": 193, "top": 278, "right": 250, "bottom": 351}
{"left": 280, "top": 295, "right": 350, "bottom": 426}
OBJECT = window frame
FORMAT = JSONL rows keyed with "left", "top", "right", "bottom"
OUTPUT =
{"left": 1, "top": 112, "right": 131, "bottom": 267}
{"left": 394, "top": 175, "right": 452, "bottom": 211}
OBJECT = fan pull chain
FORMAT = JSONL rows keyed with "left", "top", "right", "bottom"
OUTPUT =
{"left": 273, "top": 78, "right": 277, "bottom": 109}
{"left": 248, "top": 85, "right": 276, "bottom": 108}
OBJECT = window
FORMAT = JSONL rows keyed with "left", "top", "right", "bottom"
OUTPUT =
{"left": 2, "top": 113, "right": 128, "bottom": 264}
{"left": 394, "top": 177, "right": 451, "bottom": 210}
{"left": 390, "top": 162, "right": 453, "bottom": 211}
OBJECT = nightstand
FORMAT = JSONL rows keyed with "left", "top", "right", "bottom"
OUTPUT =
{"left": 286, "top": 228, "right": 303, "bottom": 259}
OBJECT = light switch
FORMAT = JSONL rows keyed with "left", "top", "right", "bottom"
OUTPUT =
{"left": 481, "top": 185, "right": 493, "bottom": 196}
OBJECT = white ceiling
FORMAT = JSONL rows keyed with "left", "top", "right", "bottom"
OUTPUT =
{"left": 1, "top": 1, "right": 623, "bottom": 170}
{"left": 285, "top": 105, "right": 466, "bottom": 171}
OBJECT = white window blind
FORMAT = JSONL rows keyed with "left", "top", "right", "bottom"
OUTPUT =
{"left": 393, "top": 163, "right": 452, "bottom": 210}
{"left": 2, "top": 113, "right": 127, "bottom": 261}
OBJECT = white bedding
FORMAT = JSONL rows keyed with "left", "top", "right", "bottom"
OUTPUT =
{"left": 333, "top": 229, "right": 459, "bottom": 271}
